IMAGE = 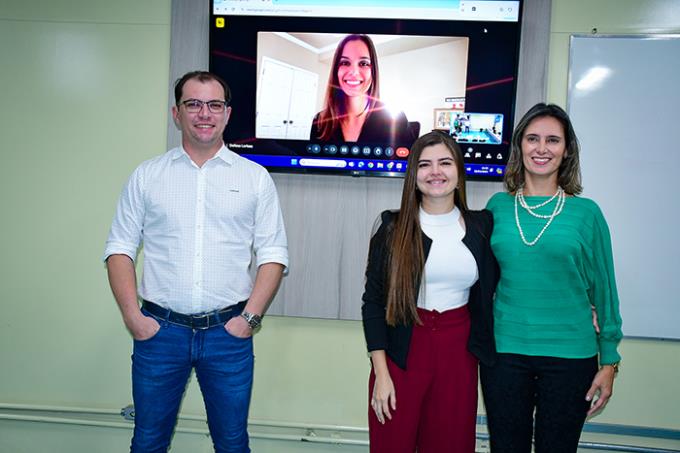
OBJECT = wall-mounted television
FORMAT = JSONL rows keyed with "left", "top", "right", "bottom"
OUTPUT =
{"left": 210, "top": 0, "right": 522, "bottom": 179}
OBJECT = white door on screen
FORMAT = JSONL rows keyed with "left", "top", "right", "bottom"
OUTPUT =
{"left": 286, "top": 69, "right": 318, "bottom": 140}
{"left": 257, "top": 57, "right": 294, "bottom": 139}
{"left": 256, "top": 56, "right": 318, "bottom": 140}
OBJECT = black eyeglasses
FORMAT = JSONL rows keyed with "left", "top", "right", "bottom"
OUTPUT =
{"left": 179, "top": 99, "right": 228, "bottom": 113}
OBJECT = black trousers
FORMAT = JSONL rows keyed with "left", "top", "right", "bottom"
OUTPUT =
{"left": 480, "top": 353, "right": 598, "bottom": 453}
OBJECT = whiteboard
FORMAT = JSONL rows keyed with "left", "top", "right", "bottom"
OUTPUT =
{"left": 567, "top": 35, "right": 680, "bottom": 340}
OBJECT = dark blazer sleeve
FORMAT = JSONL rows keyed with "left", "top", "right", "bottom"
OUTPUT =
{"left": 361, "top": 210, "right": 395, "bottom": 352}
{"left": 464, "top": 209, "right": 500, "bottom": 366}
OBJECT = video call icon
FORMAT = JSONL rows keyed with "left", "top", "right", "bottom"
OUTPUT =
{"left": 323, "top": 145, "right": 337, "bottom": 155}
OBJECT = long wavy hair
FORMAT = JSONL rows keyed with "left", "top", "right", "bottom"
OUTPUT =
{"left": 386, "top": 131, "right": 468, "bottom": 326}
{"left": 504, "top": 103, "right": 582, "bottom": 195}
{"left": 314, "top": 34, "right": 381, "bottom": 141}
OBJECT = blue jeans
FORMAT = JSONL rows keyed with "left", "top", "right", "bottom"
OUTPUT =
{"left": 130, "top": 308, "right": 253, "bottom": 453}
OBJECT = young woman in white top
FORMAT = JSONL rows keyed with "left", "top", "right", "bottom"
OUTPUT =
{"left": 362, "top": 131, "right": 498, "bottom": 452}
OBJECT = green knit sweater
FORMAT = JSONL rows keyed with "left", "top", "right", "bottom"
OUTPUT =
{"left": 486, "top": 192, "right": 623, "bottom": 365}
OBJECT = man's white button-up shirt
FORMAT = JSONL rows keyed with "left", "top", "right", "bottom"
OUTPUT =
{"left": 104, "top": 145, "right": 288, "bottom": 314}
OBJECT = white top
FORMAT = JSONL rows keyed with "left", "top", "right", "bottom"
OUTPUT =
{"left": 104, "top": 145, "right": 288, "bottom": 314}
{"left": 417, "top": 206, "right": 478, "bottom": 312}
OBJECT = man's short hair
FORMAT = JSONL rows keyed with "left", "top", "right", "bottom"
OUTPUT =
{"left": 174, "top": 71, "right": 232, "bottom": 105}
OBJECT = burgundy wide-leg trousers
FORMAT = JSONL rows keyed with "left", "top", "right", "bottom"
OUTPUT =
{"left": 368, "top": 306, "right": 478, "bottom": 453}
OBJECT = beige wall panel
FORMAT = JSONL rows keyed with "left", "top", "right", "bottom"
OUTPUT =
{"left": 551, "top": 0, "right": 680, "bottom": 33}
{"left": 0, "top": 14, "right": 170, "bottom": 406}
{"left": 546, "top": 32, "right": 571, "bottom": 105}
{"left": 0, "top": 0, "right": 168, "bottom": 23}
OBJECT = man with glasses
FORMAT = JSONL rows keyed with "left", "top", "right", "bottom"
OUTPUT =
{"left": 104, "top": 71, "right": 288, "bottom": 453}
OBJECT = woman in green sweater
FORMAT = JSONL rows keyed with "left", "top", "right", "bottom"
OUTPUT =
{"left": 481, "top": 103, "right": 623, "bottom": 453}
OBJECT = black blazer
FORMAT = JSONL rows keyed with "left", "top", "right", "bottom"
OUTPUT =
{"left": 361, "top": 209, "right": 499, "bottom": 369}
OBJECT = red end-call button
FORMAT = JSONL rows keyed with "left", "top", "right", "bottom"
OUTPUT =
{"left": 396, "top": 147, "right": 410, "bottom": 158}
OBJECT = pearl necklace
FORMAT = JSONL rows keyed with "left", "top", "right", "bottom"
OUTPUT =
{"left": 514, "top": 186, "right": 565, "bottom": 246}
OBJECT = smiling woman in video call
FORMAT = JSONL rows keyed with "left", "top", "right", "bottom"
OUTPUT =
{"left": 310, "top": 34, "right": 412, "bottom": 145}
{"left": 361, "top": 131, "right": 498, "bottom": 453}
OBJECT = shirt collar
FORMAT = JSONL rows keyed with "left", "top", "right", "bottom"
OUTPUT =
{"left": 170, "top": 144, "right": 236, "bottom": 166}
{"left": 214, "top": 144, "right": 236, "bottom": 165}
{"left": 169, "top": 147, "right": 185, "bottom": 161}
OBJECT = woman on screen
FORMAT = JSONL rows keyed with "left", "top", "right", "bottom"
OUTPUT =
{"left": 481, "top": 103, "right": 623, "bottom": 453}
{"left": 361, "top": 131, "right": 498, "bottom": 452}
{"left": 310, "top": 34, "right": 413, "bottom": 145}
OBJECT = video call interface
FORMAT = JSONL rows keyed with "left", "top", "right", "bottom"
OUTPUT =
{"left": 210, "top": 0, "right": 521, "bottom": 179}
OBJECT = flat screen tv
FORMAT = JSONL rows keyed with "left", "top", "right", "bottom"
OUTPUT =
{"left": 210, "top": 0, "right": 522, "bottom": 179}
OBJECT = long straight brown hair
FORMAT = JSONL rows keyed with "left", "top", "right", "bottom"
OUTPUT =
{"left": 386, "top": 131, "right": 468, "bottom": 326}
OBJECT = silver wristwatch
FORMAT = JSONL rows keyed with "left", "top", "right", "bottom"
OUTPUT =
{"left": 241, "top": 311, "right": 262, "bottom": 329}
